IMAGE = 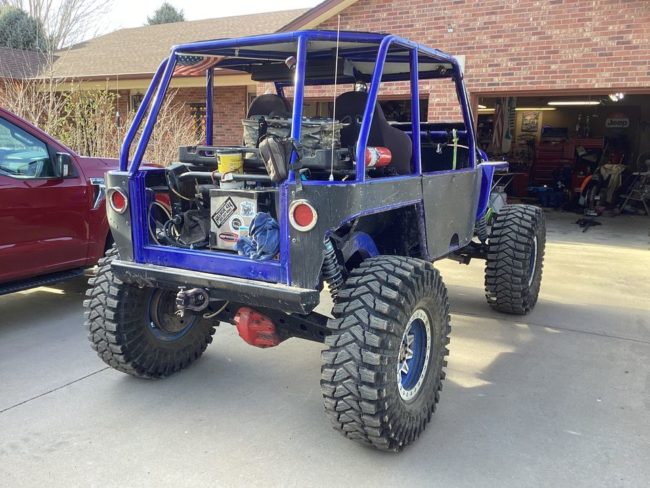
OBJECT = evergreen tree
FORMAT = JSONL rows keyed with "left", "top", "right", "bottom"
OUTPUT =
{"left": 0, "top": 6, "right": 48, "bottom": 51}
{"left": 146, "top": 2, "right": 185, "bottom": 25}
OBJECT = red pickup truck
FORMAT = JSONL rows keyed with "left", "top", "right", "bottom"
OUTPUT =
{"left": 0, "top": 107, "right": 117, "bottom": 294}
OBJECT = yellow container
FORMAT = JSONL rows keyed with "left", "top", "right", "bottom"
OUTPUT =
{"left": 217, "top": 150, "right": 243, "bottom": 174}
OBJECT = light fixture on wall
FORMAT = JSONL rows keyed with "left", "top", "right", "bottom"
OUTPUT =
{"left": 515, "top": 107, "right": 557, "bottom": 111}
{"left": 447, "top": 24, "right": 454, "bottom": 33}
{"left": 548, "top": 100, "right": 600, "bottom": 106}
{"left": 478, "top": 104, "right": 487, "bottom": 109}
{"left": 608, "top": 93, "right": 625, "bottom": 102}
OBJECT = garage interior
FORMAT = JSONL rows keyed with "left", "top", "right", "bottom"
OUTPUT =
{"left": 477, "top": 94, "right": 650, "bottom": 218}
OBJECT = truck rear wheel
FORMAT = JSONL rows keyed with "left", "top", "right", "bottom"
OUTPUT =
{"left": 83, "top": 247, "right": 216, "bottom": 378}
{"left": 485, "top": 204, "right": 546, "bottom": 314}
{"left": 321, "top": 256, "right": 450, "bottom": 451}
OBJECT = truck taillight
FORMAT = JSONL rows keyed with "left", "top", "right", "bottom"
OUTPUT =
{"left": 289, "top": 200, "right": 317, "bottom": 232}
{"left": 108, "top": 188, "right": 128, "bottom": 214}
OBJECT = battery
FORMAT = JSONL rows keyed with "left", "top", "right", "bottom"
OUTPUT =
{"left": 209, "top": 188, "right": 277, "bottom": 250}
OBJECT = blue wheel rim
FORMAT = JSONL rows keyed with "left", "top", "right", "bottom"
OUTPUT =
{"left": 397, "top": 309, "right": 432, "bottom": 402}
{"left": 147, "top": 289, "right": 198, "bottom": 342}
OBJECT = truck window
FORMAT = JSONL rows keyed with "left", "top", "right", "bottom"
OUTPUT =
{"left": 0, "top": 118, "right": 53, "bottom": 178}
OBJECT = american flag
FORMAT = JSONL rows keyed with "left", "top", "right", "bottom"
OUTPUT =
{"left": 502, "top": 97, "right": 516, "bottom": 154}
{"left": 491, "top": 98, "right": 504, "bottom": 154}
{"left": 174, "top": 55, "right": 220, "bottom": 76}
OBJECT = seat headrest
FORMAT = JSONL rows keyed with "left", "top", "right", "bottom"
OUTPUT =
{"left": 334, "top": 90, "right": 412, "bottom": 175}
{"left": 247, "top": 94, "right": 291, "bottom": 118}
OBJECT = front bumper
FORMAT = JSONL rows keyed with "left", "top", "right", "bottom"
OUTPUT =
{"left": 111, "top": 260, "right": 320, "bottom": 314}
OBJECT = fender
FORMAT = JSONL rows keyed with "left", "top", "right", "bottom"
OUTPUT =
{"left": 340, "top": 231, "right": 379, "bottom": 265}
{"left": 476, "top": 161, "right": 509, "bottom": 219}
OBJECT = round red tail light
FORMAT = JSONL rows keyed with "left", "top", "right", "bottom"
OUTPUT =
{"left": 289, "top": 200, "right": 317, "bottom": 232}
{"left": 108, "top": 188, "right": 128, "bottom": 214}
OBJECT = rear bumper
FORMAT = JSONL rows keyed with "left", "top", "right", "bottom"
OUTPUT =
{"left": 111, "top": 260, "right": 320, "bottom": 315}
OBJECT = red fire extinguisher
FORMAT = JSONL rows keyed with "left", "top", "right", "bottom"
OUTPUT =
{"left": 365, "top": 146, "right": 392, "bottom": 168}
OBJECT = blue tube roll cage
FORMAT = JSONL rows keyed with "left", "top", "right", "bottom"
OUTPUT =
{"left": 118, "top": 30, "right": 500, "bottom": 286}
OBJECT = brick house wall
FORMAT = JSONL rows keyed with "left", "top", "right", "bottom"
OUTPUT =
{"left": 115, "top": 85, "right": 248, "bottom": 146}
{"left": 167, "top": 86, "right": 247, "bottom": 145}
{"left": 256, "top": 78, "right": 464, "bottom": 122}
{"left": 116, "top": 89, "right": 130, "bottom": 125}
{"left": 3, "top": 2, "right": 649, "bottom": 150}
{"left": 317, "top": 0, "right": 650, "bottom": 121}
{"left": 211, "top": 86, "right": 249, "bottom": 145}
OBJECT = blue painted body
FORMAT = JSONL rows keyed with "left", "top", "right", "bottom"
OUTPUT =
{"left": 116, "top": 30, "right": 498, "bottom": 286}
{"left": 340, "top": 232, "right": 380, "bottom": 264}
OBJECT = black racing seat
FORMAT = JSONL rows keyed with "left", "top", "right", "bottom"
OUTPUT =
{"left": 247, "top": 93, "right": 292, "bottom": 118}
{"left": 335, "top": 91, "right": 412, "bottom": 174}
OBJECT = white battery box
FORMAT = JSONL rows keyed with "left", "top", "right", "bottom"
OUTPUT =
{"left": 209, "top": 188, "right": 276, "bottom": 250}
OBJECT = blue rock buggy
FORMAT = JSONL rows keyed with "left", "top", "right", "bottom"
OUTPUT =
{"left": 84, "top": 30, "right": 545, "bottom": 451}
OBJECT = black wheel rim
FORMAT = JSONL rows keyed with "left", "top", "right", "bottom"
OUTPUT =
{"left": 147, "top": 289, "right": 198, "bottom": 341}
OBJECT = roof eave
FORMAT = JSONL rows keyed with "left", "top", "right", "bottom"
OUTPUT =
{"left": 278, "top": 0, "right": 360, "bottom": 31}
{"left": 33, "top": 67, "right": 245, "bottom": 82}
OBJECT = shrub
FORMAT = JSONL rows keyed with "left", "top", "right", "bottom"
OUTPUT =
{"left": 2, "top": 79, "right": 200, "bottom": 166}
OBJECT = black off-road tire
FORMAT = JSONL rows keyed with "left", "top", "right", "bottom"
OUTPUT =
{"left": 83, "top": 247, "right": 216, "bottom": 378}
{"left": 321, "top": 256, "right": 451, "bottom": 451}
{"left": 485, "top": 204, "right": 546, "bottom": 314}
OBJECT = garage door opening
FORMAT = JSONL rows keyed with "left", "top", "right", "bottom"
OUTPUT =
{"left": 477, "top": 93, "right": 650, "bottom": 216}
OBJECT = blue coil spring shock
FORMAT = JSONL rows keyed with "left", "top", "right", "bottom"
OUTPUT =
{"left": 322, "top": 237, "right": 344, "bottom": 298}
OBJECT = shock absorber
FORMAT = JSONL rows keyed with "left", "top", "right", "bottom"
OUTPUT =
{"left": 476, "top": 215, "right": 489, "bottom": 244}
{"left": 322, "top": 237, "right": 344, "bottom": 299}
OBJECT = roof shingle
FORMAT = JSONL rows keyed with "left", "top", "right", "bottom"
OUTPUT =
{"left": 48, "top": 8, "right": 309, "bottom": 79}
{"left": 0, "top": 47, "right": 50, "bottom": 79}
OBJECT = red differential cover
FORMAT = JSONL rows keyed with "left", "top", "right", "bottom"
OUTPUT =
{"left": 234, "top": 307, "right": 284, "bottom": 348}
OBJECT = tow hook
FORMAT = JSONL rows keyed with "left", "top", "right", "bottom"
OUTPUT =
{"left": 175, "top": 287, "right": 210, "bottom": 317}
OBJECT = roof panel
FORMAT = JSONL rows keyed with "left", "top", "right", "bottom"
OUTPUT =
{"left": 188, "top": 33, "right": 456, "bottom": 83}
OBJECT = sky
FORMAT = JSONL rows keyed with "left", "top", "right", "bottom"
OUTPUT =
{"left": 105, "top": 0, "right": 321, "bottom": 32}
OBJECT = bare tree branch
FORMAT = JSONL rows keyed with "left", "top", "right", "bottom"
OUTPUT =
{"left": 0, "top": 0, "right": 110, "bottom": 49}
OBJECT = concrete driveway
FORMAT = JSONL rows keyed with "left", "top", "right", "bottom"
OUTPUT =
{"left": 1, "top": 212, "right": 649, "bottom": 487}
